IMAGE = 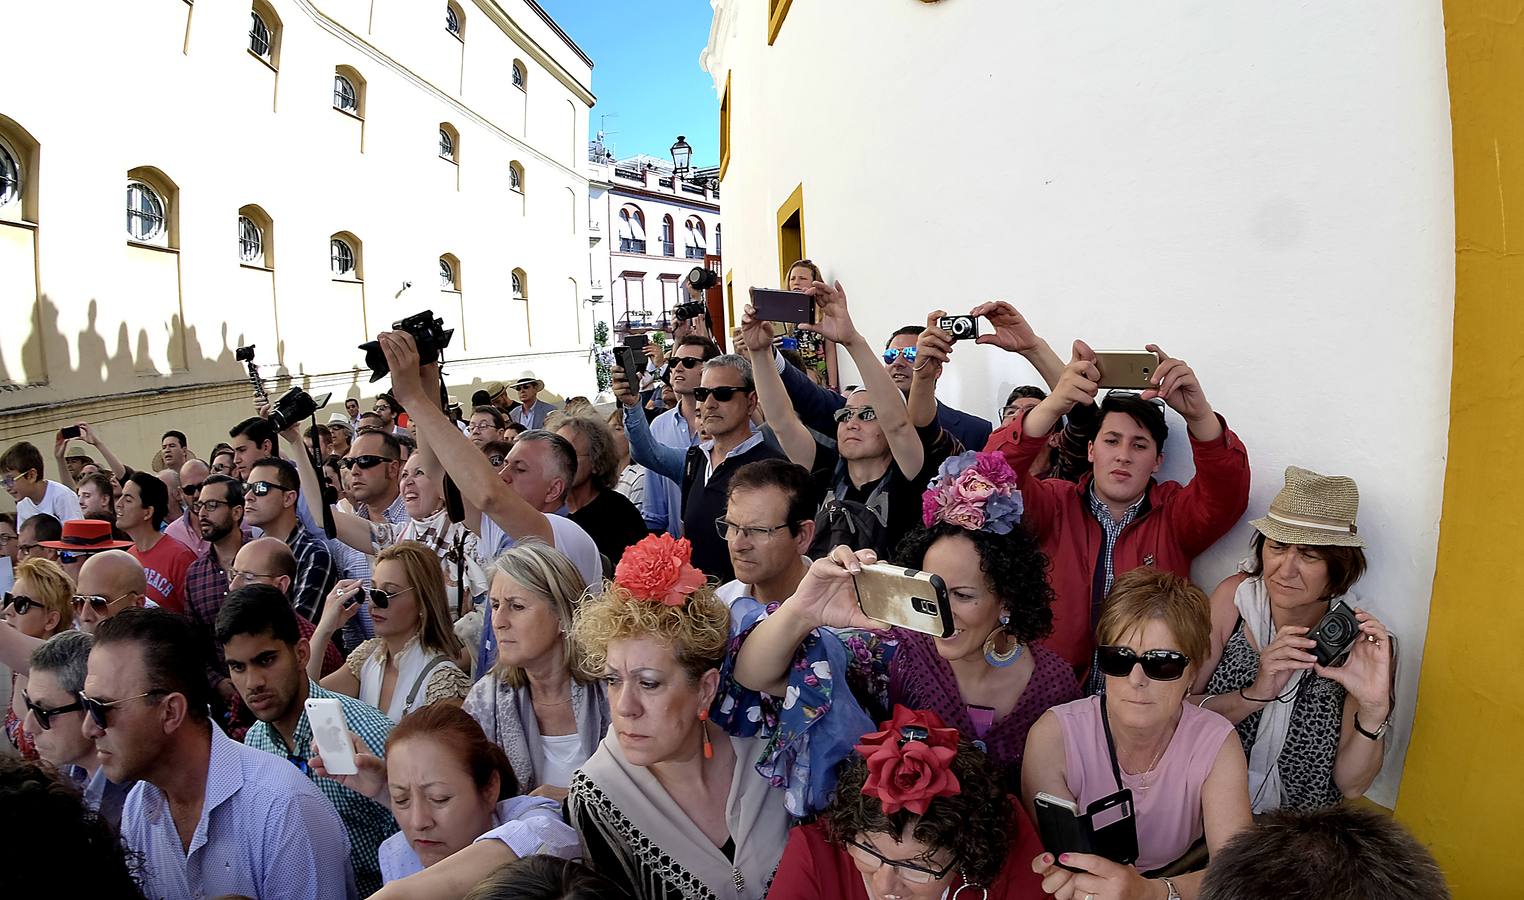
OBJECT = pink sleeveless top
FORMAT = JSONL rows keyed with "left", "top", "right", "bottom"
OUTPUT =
{"left": 1051, "top": 695, "right": 1234, "bottom": 872}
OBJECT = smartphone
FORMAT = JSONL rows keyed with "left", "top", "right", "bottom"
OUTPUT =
{"left": 851, "top": 563, "right": 953, "bottom": 638}
{"left": 59, "top": 425, "right": 82, "bottom": 440}
{"left": 623, "top": 333, "right": 650, "bottom": 351}
{"left": 614, "top": 346, "right": 644, "bottom": 393}
{"left": 305, "top": 698, "right": 357, "bottom": 776}
{"left": 749, "top": 287, "right": 815, "bottom": 325}
{"left": 1093, "top": 350, "right": 1159, "bottom": 390}
{"left": 1033, "top": 790, "right": 1139, "bottom": 871}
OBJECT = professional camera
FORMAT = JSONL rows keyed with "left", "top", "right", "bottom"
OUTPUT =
{"left": 685, "top": 266, "right": 720, "bottom": 291}
{"left": 235, "top": 345, "right": 256, "bottom": 363}
{"left": 936, "top": 315, "right": 980, "bottom": 341}
{"left": 267, "top": 386, "right": 333, "bottom": 432}
{"left": 359, "top": 309, "right": 455, "bottom": 382}
{"left": 672, "top": 301, "right": 707, "bottom": 323}
{"left": 1309, "top": 600, "right": 1361, "bottom": 667}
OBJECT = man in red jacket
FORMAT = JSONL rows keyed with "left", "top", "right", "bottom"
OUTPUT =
{"left": 985, "top": 340, "right": 1250, "bottom": 673}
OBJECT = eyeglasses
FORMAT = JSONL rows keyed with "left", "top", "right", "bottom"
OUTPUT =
{"left": 58, "top": 550, "right": 101, "bottom": 565}
{"left": 244, "top": 481, "right": 287, "bottom": 496}
{"left": 2, "top": 593, "right": 41, "bottom": 615}
{"left": 486, "top": 454, "right": 506, "bottom": 468}
{"left": 832, "top": 406, "right": 879, "bottom": 424}
{"left": 22, "top": 691, "right": 83, "bottom": 730}
{"left": 0, "top": 533, "right": 16, "bottom": 546}
{"left": 1, "top": 471, "right": 35, "bottom": 489}
{"left": 467, "top": 422, "right": 498, "bottom": 434}
{"left": 715, "top": 518, "right": 793, "bottom": 541}
{"left": 1095, "top": 645, "right": 1191, "bottom": 682}
{"left": 672, "top": 356, "right": 704, "bottom": 370}
{"left": 845, "top": 840, "right": 957, "bottom": 885}
{"left": 17, "top": 541, "right": 42, "bottom": 558}
{"left": 70, "top": 592, "right": 136, "bottom": 613}
{"left": 341, "top": 455, "right": 397, "bottom": 471}
{"left": 881, "top": 347, "right": 918, "bottom": 364}
{"left": 1102, "top": 390, "right": 1167, "bottom": 408}
{"left": 692, "top": 386, "right": 750, "bottom": 403}
{"left": 181, "top": 482, "right": 203, "bottom": 496}
{"left": 78, "top": 690, "right": 170, "bottom": 730}
{"left": 230, "top": 569, "right": 279, "bottom": 586}
{"left": 367, "top": 585, "right": 415, "bottom": 609}
{"left": 197, "top": 499, "right": 235, "bottom": 514}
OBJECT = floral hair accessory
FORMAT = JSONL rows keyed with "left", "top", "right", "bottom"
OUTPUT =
{"left": 614, "top": 533, "right": 707, "bottom": 606}
{"left": 853, "top": 705, "right": 962, "bottom": 816}
{"left": 921, "top": 450, "right": 1023, "bottom": 534}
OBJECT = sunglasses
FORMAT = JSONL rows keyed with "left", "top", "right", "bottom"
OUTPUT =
{"left": 832, "top": 406, "right": 878, "bottom": 423}
{"left": 181, "top": 482, "right": 203, "bottom": 496}
{"left": 1095, "top": 645, "right": 1191, "bottom": 682}
{"left": 845, "top": 840, "right": 957, "bottom": 885}
{"left": 77, "top": 690, "right": 170, "bottom": 730}
{"left": 341, "top": 455, "right": 397, "bottom": 471}
{"left": 2, "top": 592, "right": 41, "bottom": 615}
{"left": 1102, "top": 390, "right": 1167, "bottom": 408}
{"left": 881, "top": 347, "right": 919, "bottom": 364}
{"left": 486, "top": 454, "right": 506, "bottom": 468}
{"left": 70, "top": 592, "right": 137, "bottom": 613}
{"left": 244, "top": 480, "right": 287, "bottom": 496}
{"left": 22, "top": 691, "right": 83, "bottom": 730}
{"left": 672, "top": 356, "right": 704, "bottom": 370}
{"left": 59, "top": 550, "right": 101, "bottom": 565}
{"left": 692, "top": 386, "right": 750, "bottom": 403}
{"left": 366, "top": 586, "right": 415, "bottom": 609}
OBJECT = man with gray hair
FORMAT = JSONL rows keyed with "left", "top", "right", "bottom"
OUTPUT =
{"left": 616, "top": 351, "right": 785, "bottom": 580}
{"left": 22, "top": 631, "right": 135, "bottom": 830}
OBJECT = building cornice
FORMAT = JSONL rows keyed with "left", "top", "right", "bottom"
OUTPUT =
{"left": 476, "top": 0, "right": 597, "bottom": 104}
{"left": 607, "top": 183, "right": 720, "bottom": 212}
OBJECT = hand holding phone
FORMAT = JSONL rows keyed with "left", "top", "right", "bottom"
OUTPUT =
{"left": 1033, "top": 790, "right": 1138, "bottom": 871}
{"left": 851, "top": 563, "right": 952, "bottom": 638}
{"left": 749, "top": 287, "right": 815, "bottom": 325}
{"left": 59, "top": 425, "right": 82, "bottom": 440}
{"left": 305, "top": 698, "right": 358, "bottom": 776}
{"left": 1093, "top": 350, "right": 1160, "bottom": 390}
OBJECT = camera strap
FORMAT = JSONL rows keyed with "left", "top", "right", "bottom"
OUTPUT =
{"left": 1099, "top": 695, "right": 1126, "bottom": 793}
{"left": 305, "top": 411, "right": 338, "bottom": 541}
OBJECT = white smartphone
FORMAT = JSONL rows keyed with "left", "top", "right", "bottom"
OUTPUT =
{"left": 305, "top": 698, "right": 357, "bottom": 776}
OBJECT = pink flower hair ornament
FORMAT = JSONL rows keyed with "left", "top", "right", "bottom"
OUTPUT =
{"left": 921, "top": 450, "right": 1024, "bottom": 535}
{"left": 613, "top": 533, "right": 707, "bottom": 606}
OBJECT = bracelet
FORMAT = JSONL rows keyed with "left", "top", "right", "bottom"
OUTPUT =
{"left": 1196, "top": 694, "right": 1214, "bottom": 709}
{"left": 1239, "top": 687, "right": 1277, "bottom": 703}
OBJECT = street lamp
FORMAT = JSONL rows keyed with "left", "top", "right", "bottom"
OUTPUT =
{"left": 670, "top": 135, "right": 693, "bottom": 179}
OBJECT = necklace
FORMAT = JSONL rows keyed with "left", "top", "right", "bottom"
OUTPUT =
{"left": 532, "top": 695, "right": 573, "bottom": 707}
{"left": 1125, "top": 740, "right": 1169, "bottom": 791}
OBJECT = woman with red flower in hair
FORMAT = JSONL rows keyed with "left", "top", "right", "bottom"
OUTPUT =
{"left": 769, "top": 706, "right": 1046, "bottom": 900}
{"left": 565, "top": 533, "right": 791, "bottom": 900}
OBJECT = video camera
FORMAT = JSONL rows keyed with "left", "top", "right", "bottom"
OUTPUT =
{"left": 359, "top": 310, "right": 455, "bottom": 382}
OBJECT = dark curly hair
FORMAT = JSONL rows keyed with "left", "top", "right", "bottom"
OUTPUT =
{"left": 826, "top": 738, "right": 1013, "bottom": 885}
{"left": 894, "top": 522, "right": 1055, "bottom": 646}
{"left": 0, "top": 757, "right": 144, "bottom": 897}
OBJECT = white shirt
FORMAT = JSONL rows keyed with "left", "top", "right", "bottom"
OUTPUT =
{"left": 539, "top": 732, "right": 587, "bottom": 789}
{"left": 17, "top": 480, "right": 81, "bottom": 528}
{"left": 478, "top": 512, "right": 603, "bottom": 589}
{"left": 378, "top": 795, "right": 579, "bottom": 884}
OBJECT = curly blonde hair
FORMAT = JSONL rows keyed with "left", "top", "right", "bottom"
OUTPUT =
{"left": 572, "top": 583, "right": 730, "bottom": 681}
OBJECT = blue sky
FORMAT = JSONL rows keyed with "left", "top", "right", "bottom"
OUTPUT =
{"left": 536, "top": 0, "right": 719, "bottom": 167}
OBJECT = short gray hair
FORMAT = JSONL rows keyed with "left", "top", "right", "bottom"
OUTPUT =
{"left": 705, "top": 353, "right": 754, "bottom": 392}
{"left": 514, "top": 429, "right": 577, "bottom": 503}
{"left": 30, "top": 630, "right": 93, "bottom": 694}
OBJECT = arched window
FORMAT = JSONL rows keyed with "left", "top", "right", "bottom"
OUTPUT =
{"left": 512, "top": 60, "right": 527, "bottom": 90}
{"left": 617, "top": 205, "right": 646, "bottom": 254}
{"left": 0, "top": 139, "right": 21, "bottom": 213}
{"left": 440, "top": 254, "right": 460, "bottom": 291}
{"left": 439, "top": 123, "right": 459, "bottom": 162}
{"left": 333, "top": 68, "right": 364, "bottom": 115}
{"left": 236, "top": 205, "right": 275, "bottom": 268}
{"left": 249, "top": 2, "right": 282, "bottom": 67}
{"left": 685, "top": 216, "right": 707, "bottom": 259}
{"left": 126, "top": 167, "right": 179, "bottom": 248}
{"left": 509, "top": 161, "right": 524, "bottom": 193}
{"left": 660, "top": 215, "right": 675, "bottom": 256}
{"left": 331, "top": 231, "right": 362, "bottom": 279}
{"left": 1, "top": 117, "right": 40, "bottom": 224}
{"left": 512, "top": 268, "right": 527, "bottom": 300}
{"left": 445, "top": 1, "right": 464, "bottom": 39}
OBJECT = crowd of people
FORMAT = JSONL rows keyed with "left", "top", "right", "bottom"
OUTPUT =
{"left": 0, "top": 262, "right": 1449, "bottom": 899}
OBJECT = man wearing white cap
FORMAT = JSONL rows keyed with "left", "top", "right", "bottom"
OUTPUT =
{"left": 326, "top": 413, "right": 354, "bottom": 458}
{"left": 508, "top": 370, "right": 558, "bottom": 430}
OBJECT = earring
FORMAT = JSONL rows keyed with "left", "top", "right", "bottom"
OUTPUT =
{"left": 983, "top": 612, "right": 1023, "bottom": 668}
{"left": 698, "top": 709, "right": 714, "bottom": 760}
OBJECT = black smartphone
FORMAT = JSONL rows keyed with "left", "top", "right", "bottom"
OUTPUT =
{"left": 59, "top": 425, "right": 82, "bottom": 440}
{"left": 614, "top": 346, "right": 644, "bottom": 393}
{"left": 1033, "top": 791, "right": 1139, "bottom": 871}
{"left": 749, "top": 287, "right": 815, "bottom": 325}
{"left": 623, "top": 333, "right": 649, "bottom": 351}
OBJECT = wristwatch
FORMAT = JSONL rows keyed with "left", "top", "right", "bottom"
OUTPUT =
{"left": 1354, "top": 713, "right": 1390, "bottom": 741}
{"left": 1161, "top": 876, "right": 1182, "bottom": 900}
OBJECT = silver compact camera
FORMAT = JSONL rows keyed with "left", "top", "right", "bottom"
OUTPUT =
{"left": 936, "top": 315, "right": 980, "bottom": 341}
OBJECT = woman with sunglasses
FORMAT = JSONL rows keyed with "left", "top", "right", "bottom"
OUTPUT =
{"left": 4, "top": 558, "right": 73, "bottom": 759}
{"left": 1022, "top": 568, "right": 1252, "bottom": 900}
{"left": 310, "top": 541, "right": 470, "bottom": 721}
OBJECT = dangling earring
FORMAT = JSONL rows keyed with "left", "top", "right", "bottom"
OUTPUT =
{"left": 983, "top": 612, "right": 1024, "bottom": 668}
{"left": 698, "top": 709, "right": 714, "bottom": 760}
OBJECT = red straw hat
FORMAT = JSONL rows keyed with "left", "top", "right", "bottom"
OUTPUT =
{"left": 38, "top": 519, "right": 134, "bottom": 551}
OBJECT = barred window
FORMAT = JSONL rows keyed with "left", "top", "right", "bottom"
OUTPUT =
{"left": 331, "top": 238, "right": 355, "bottom": 276}
{"left": 249, "top": 11, "right": 272, "bottom": 60}
{"left": 333, "top": 74, "right": 357, "bottom": 113}
{"left": 0, "top": 143, "right": 19, "bottom": 209}
{"left": 238, "top": 215, "right": 264, "bottom": 263}
{"left": 127, "top": 181, "right": 165, "bottom": 242}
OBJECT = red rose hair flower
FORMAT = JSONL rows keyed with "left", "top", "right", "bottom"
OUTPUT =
{"left": 853, "top": 705, "right": 962, "bottom": 816}
{"left": 613, "top": 533, "right": 707, "bottom": 606}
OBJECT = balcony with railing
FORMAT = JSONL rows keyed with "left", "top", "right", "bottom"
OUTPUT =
{"left": 661, "top": 240, "right": 675, "bottom": 256}
{"left": 619, "top": 238, "right": 647, "bottom": 254}
{"left": 685, "top": 246, "right": 706, "bottom": 259}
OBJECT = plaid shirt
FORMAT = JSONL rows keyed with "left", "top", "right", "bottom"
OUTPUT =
{"left": 185, "top": 547, "right": 235, "bottom": 688}
{"left": 244, "top": 681, "right": 397, "bottom": 897}
{"left": 1087, "top": 484, "right": 1147, "bottom": 615}
{"left": 287, "top": 527, "right": 338, "bottom": 622}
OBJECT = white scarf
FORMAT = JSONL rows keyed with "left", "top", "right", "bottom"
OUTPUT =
{"left": 361, "top": 636, "right": 443, "bottom": 722}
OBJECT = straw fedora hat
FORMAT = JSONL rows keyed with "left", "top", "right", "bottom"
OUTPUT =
{"left": 512, "top": 370, "right": 544, "bottom": 389}
{"left": 1249, "top": 466, "right": 1364, "bottom": 548}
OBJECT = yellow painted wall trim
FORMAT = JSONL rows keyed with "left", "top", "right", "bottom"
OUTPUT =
{"left": 719, "top": 70, "right": 732, "bottom": 180}
{"left": 776, "top": 183, "right": 806, "bottom": 285}
{"left": 767, "top": 0, "right": 794, "bottom": 46}
{"left": 1395, "top": 2, "right": 1524, "bottom": 895}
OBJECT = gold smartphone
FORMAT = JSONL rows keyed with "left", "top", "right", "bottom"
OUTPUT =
{"left": 851, "top": 563, "right": 953, "bottom": 638}
{"left": 1093, "top": 350, "right": 1159, "bottom": 390}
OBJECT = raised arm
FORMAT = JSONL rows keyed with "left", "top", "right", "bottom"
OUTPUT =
{"left": 77, "top": 423, "right": 126, "bottom": 478}
{"left": 612, "top": 364, "right": 685, "bottom": 483}
{"left": 51, "top": 432, "right": 77, "bottom": 489}
{"left": 1022, "top": 340, "right": 1099, "bottom": 440}
{"left": 971, "top": 300, "right": 1065, "bottom": 389}
{"left": 740, "top": 304, "right": 816, "bottom": 469}
{"left": 907, "top": 312, "right": 949, "bottom": 429}
{"left": 380, "top": 332, "right": 552, "bottom": 544}
{"left": 804, "top": 281, "right": 922, "bottom": 478}
{"left": 280, "top": 425, "right": 374, "bottom": 553}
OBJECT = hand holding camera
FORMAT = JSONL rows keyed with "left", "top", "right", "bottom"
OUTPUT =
{"left": 969, "top": 301, "right": 1042, "bottom": 354}
{"left": 914, "top": 310, "right": 955, "bottom": 380}
{"left": 738, "top": 304, "right": 777, "bottom": 355}
{"left": 1310, "top": 606, "right": 1393, "bottom": 722}
{"left": 377, "top": 331, "right": 430, "bottom": 410}
{"left": 1247, "top": 623, "right": 1319, "bottom": 700}
{"left": 799, "top": 280, "right": 860, "bottom": 347}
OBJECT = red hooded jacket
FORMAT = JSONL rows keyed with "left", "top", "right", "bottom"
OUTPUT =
{"left": 985, "top": 410, "right": 1250, "bottom": 669}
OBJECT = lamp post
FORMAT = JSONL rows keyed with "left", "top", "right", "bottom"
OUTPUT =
{"left": 670, "top": 135, "right": 693, "bottom": 179}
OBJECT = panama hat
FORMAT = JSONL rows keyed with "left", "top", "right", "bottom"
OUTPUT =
{"left": 512, "top": 370, "right": 544, "bottom": 389}
{"left": 38, "top": 519, "right": 134, "bottom": 552}
{"left": 1249, "top": 466, "right": 1364, "bottom": 548}
{"left": 326, "top": 412, "right": 352, "bottom": 427}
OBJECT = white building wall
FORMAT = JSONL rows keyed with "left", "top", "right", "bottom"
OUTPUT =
{"left": 704, "top": 0, "right": 1455, "bottom": 806}
{"left": 0, "top": 0, "right": 597, "bottom": 473}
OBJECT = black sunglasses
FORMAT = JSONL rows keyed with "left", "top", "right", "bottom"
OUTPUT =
{"left": 1095, "top": 645, "right": 1191, "bottom": 682}
{"left": 244, "top": 480, "right": 287, "bottom": 497}
{"left": 77, "top": 689, "right": 170, "bottom": 730}
{"left": 367, "top": 586, "right": 414, "bottom": 609}
{"left": 692, "top": 386, "right": 750, "bottom": 403}
{"left": 181, "top": 482, "right": 203, "bottom": 496}
{"left": 2, "top": 592, "right": 40, "bottom": 615}
{"left": 22, "top": 690, "right": 83, "bottom": 730}
{"left": 341, "top": 455, "right": 397, "bottom": 470}
{"left": 59, "top": 550, "right": 101, "bottom": 565}
{"left": 672, "top": 357, "right": 704, "bottom": 370}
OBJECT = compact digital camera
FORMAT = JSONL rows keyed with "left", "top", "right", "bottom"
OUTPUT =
{"left": 937, "top": 315, "right": 980, "bottom": 341}
{"left": 1310, "top": 600, "right": 1361, "bottom": 667}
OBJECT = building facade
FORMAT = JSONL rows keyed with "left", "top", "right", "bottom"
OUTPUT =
{"left": 586, "top": 141, "right": 721, "bottom": 340}
{"left": 703, "top": 2, "right": 1518, "bottom": 891}
{"left": 0, "top": 0, "right": 597, "bottom": 473}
